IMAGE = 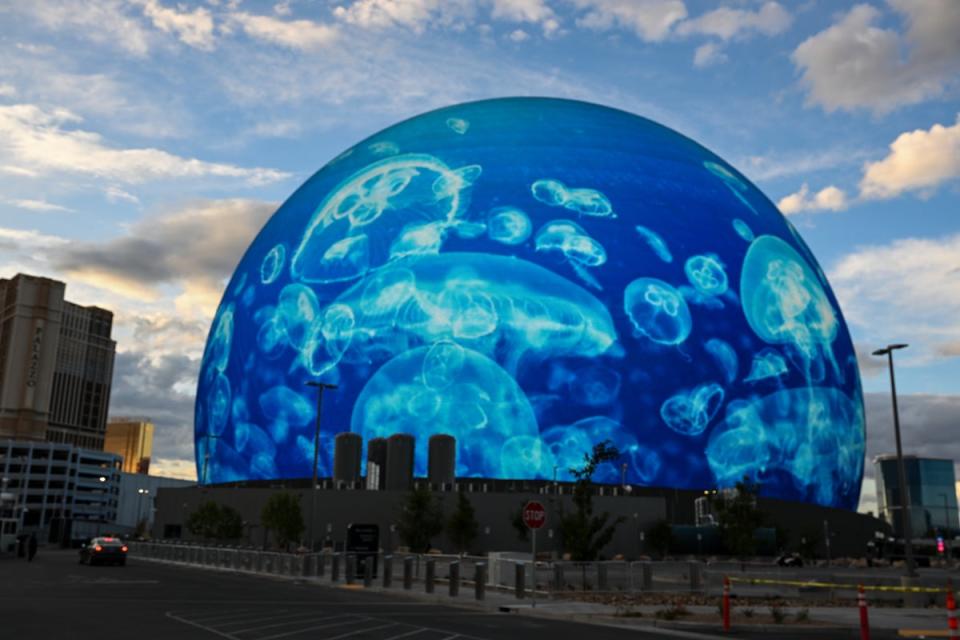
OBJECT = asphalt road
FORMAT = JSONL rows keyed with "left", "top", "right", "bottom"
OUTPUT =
{"left": 0, "top": 549, "right": 897, "bottom": 640}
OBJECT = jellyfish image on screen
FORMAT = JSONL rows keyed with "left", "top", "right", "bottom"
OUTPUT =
{"left": 195, "top": 97, "right": 864, "bottom": 510}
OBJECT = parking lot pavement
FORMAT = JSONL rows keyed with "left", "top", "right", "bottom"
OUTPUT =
{"left": 0, "top": 549, "right": 729, "bottom": 640}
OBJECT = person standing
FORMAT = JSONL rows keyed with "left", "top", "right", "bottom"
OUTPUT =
{"left": 27, "top": 533, "right": 38, "bottom": 562}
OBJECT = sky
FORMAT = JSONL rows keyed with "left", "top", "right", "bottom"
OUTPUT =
{"left": 0, "top": 0, "right": 957, "bottom": 514}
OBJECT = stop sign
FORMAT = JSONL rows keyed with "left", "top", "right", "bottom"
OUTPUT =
{"left": 523, "top": 501, "right": 546, "bottom": 529}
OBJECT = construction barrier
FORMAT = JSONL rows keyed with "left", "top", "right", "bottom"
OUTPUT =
{"left": 858, "top": 584, "right": 870, "bottom": 640}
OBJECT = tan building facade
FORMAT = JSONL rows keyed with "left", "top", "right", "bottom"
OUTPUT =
{"left": 104, "top": 418, "right": 154, "bottom": 474}
{"left": 0, "top": 274, "right": 116, "bottom": 449}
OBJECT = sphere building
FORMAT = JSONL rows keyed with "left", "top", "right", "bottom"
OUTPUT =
{"left": 195, "top": 98, "right": 865, "bottom": 510}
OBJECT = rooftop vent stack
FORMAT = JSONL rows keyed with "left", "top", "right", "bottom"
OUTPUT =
{"left": 385, "top": 433, "right": 415, "bottom": 491}
{"left": 333, "top": 432, "right": 362, "bottom": 486}
{"left": 428, "top": 434, "right": 456, "bottom": 488}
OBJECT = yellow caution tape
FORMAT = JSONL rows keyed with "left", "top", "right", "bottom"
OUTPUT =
{"left": 727, "top": 576, "right": 949, "bottom": 593}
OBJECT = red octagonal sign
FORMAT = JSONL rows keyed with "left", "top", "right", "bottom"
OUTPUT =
{"left": 523, "top": 501, "right": 546, "bottom": 530}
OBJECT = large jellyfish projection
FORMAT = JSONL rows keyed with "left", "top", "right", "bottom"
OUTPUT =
{"left": 196, "top": 97, "right": 864, "bottom": 510}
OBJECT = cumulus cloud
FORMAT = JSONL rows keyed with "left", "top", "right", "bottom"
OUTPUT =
{"left": 230, "top": 11, "right": 339, "bottom": 49}
{"left": 792, "top": 1, "right": 960, "bottom": 113}
{"left": 140, "top": 0, "right": 216, "bottom": 50}
{"left": 829, "top": 233, "right": 960, "bottom": 362}
{"left": 860, "top": 115, "right": 960, "bottom": 200}
{"left": 333, "top": 0, "right": 476, "bottom": 32}
{"left": 53, "top": 198, "right": 276, "bottom": 313}
{"left": 777, "top": 183, "right": 848, "bottom": 215}
{"left": 9, "top": 0, "right": 152, "bottom": 57}
{"left": 677, "top": 1, "right": 791, "bottom": 40}
{"left": 693, "top": 42, "right": 727, "bottom": 68}
{"left": 6, "top": 198, "right": 73, "bottom": 213}
{"left": 0, "top": 104, "right": 289, "bottom": 185}
{"left": 572, "top": 0, "right": 686, "bottom": 42}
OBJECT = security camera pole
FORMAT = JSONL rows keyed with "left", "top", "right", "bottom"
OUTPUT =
{"left": 306, "top": 381, "right": 337, "bottom": 550}
{"left": 872, "top": 343, "right": 915, "bottom": 577}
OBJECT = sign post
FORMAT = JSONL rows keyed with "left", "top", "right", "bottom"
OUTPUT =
{"left": 523, "top": 501, "right": 546, "bottom": 608}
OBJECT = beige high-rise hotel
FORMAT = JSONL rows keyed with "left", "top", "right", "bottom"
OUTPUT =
{"left": 0, "top": 273, "right": 116, "bottom": 449}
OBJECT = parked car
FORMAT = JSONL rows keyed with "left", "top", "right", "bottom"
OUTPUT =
{"left": 775, "top": 553, "right": 803, "bottom": 567}
{"left": 79, "top": 537, "right": 128, "bottom": 566}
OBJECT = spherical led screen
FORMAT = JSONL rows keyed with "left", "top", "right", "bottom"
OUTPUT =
{"left": 196, "top": 98, "right": 864, "bottom": 509}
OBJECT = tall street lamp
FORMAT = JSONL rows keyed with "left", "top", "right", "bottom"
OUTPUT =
{"left": 306, "top": 381, "right": 337, "bottom": 550}
{"left": 873, "top": 343, "right": 915, "bottom": 577}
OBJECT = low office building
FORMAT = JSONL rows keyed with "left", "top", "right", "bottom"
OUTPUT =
{"left": 115, "top": 472, "right": 193, "bottom": 536}
{"left": 876, "top": 455, "right": 959, "bottom": 538}
{"left": 0, "top": 439, "right": 121, "bottom": 546}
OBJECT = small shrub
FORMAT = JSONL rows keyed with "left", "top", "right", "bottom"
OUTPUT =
{"left": 770, "top": 606, "right": 786, "bottom": 624}
{"left": 795, "top": 608, "right": 810, "bottom": 622}
{"left": 654, "top": 605, "right": 690, "bottom": 620}
{"left": 741, "top": 607, "right": 754, "bottom": 618}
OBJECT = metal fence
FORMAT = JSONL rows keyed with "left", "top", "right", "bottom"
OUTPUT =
{"left": 130, "top": 542, "right": 957, "bottom": 604}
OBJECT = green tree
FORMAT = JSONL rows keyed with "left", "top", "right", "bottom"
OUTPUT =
{"left": 186, "top": 501, "right": 244, "bottom": 541}
{"left": 446, "top": 491, "right": 479, "bottom": 554}
{"left": 646, "top": 519, "right": 674, "bottom": 559}
{"left": 558, "top": 441, "right": 625, "bottom": 561}
{"left": 509, "top": 501, "right": 529, "bottom": 543}
{"left": 397, "top": 485, "right": 444, "bottom": 553}
{"left": 261, "top": 493, "right": 304, "bottom": 550}
{"left": 711, "top": 478, "right": 764, "bottom": 558}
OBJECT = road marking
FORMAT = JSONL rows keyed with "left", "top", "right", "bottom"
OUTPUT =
{"left": 382, "top": 628, "right": 430, "bottom": 640}
{"left": 295, "top": 622, "right": 398, "bottom": 640}
{"left": 166, "top": 611, "right": 240, "bottom": 640}
{"left": 229, "top": 613, "right": 355, "bottom": 634}
{"left": 190, "top": 609, "right": 285, "bottom": 624}
{"left": 216, "top": 610, "right": 337, "bottom": 628}
{"left": 254, "top": 617, "right": 376, "bottom": 640}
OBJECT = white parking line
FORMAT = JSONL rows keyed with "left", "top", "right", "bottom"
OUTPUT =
{"left": 381, "top": 629, "right": 429, "bottom": 640}
{"left": 254, "top": 617, "right": 377, "bottom": 640}
{"left": 166, "top": 611, "right": 240, "bottom": 639}
{"left": 190, "top": 609, "right": 290, "bottom": 624}
{"left": 219, "top": 611, "right": 344, "bottom": 629}
{"left": 260, "top": 620, "right": 396, "bottom": 640}
{"left": 230, "top": 613, "right": 355, "bottom": 635}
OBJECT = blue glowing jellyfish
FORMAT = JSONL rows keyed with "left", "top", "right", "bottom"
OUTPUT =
{"left": 446, "top": 117, "right": 470, "bottom": 135}
{"left": 732, "top": 218, "right": 754, "bottom": 242}
{"left": 531, "top": 178, "right": 614, "bottom": 218}
{"left": 704, "top": 338, "right": 738, "bottom": 384}
{"left": 744, "top": 348, "right": 789, "bottom": 383}
{"left": 260, "top": 244, "right": 285, "bottom": 285}
{"left": 704, "top": 161, "right": 757, "bottom": 215}
{"left": 624, "top": 278, "right": 692, "bottom": 345}
{"left": 635, "top": 225, "right": 672, "bottom": 263}
{"left": 659, "top": 382, "right": 724, "bottom": 436}
{"left": 487, "top": 207, "right": 532, "bottom": 245}
{"left": 684, "top": 254, "right": 728, "bottom": 297}
{"left": 350, "top": 342, "right": 538, "bottom": 477}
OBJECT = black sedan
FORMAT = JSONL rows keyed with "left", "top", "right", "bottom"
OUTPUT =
{"left": 79, "top": 537, "right": 128, "bottom": 566}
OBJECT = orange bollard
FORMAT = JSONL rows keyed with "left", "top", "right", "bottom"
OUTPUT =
{"left": 947, "top": 580, "right": 959, "bottom": 639}
{"left": 722, "top": 575, "right": 731, "bottom": 632}
{"left": 858, "top": 584, "right": 870, "bottom": 640}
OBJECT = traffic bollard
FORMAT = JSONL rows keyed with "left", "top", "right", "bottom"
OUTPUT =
{"left": 346, "top": 554, "right": 356, "bottom": 585}
{"left": 947, "top": 581, "right": 958, "bottom": 639}
{"left": 425, "top": 558, "right": 436, "bottom": 594}
{"left": 317, "top": 552, "right": 326, "bottom": 577}
{"left": 383, "top": 555, "right": 393, "bottom": 588}
{"left": 475, "top": 563, "right": 486, "bottom": 601}
{"left": 331, "top": 553, "right": 341, "bottom": 582}
{"left": 362, "top": 558, "right": 372, "bottom": 588}
{"left": 403, "top": 557, "right": 413, "bottom": 590}
{"left": 553, "top": 564, "right": 564, "bottom": 592}
{"left": 858, "top": 584, "right": 870, "bottom": 640}
{"left": 689, "top": 562, "right": 703, "bottom": 592}
{"left": 722, "top": 576, "right": 731, "bottom": 632}
{"left": 640, "top": 562, "right": 653, "bottom": 591}
{"left": 515, "top": 562, "right": 526, "bottom": 600}
{"left": 449, "top": 561, "right": 460, "bottom": 597}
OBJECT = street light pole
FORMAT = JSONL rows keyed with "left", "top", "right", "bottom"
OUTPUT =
{"left": 306, "top": 381, "right": 337, "bottom": 551}
{"left": 873, "top": 343, "right": 916, "bottom": 577}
